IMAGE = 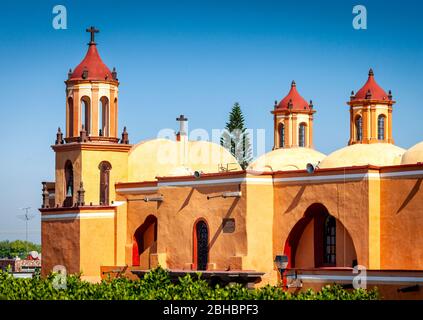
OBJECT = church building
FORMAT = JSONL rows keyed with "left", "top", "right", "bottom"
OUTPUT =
{"left": 40, "top": 28, "right": 423, "bottom": 297}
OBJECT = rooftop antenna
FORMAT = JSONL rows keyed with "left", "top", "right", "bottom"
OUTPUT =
{"left": 17, "top": 207, "right": 36, "bottom": 256}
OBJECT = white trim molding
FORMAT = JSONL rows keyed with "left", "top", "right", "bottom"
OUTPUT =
{"left": 41, "top": 211, "right": 115, "bottom": 221}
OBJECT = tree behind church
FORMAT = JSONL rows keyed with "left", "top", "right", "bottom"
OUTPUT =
{"left": 221, "top": 103, "right": 252, "bottom": 169}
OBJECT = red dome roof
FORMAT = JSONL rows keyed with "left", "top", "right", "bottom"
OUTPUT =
{"left": 68, "top": 44, "right": 115, "bottom": 82}
{"left": 276, "top": 81, "right": 311, "bottom": 111}
{"left": 352, "top": 69, "right": 390, "bottom": 101}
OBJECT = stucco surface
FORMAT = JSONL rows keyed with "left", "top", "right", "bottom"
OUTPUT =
{"left": 248, "top": 147, "right": 325, "bottom": 172}
{"left": 319, "top": 143, "right": 405, "bottom": 168}
{"left": 401, "top": 141, "right": 423, "bottom": 165}
{"left": 128, "top": 139, "right": 241, "bottom": 181}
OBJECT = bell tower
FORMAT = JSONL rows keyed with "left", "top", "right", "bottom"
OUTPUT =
{"left": 65, "top": 26, "right": 119, "bottom": 143}
{"left": 271, "top": 81, "right": 315, "bottom": 149}
{"left": 347, "top": 69, "right": 395, "bottom": 145}
{"left": 52, "top": 27, "right": 131, "bottom": 208}
{"left": 41, "top": 27, "right": 132, "bottom": 281}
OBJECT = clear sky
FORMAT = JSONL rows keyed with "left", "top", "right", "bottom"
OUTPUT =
{"left": 0, "top": 0, "right": 422, "bottom": 243}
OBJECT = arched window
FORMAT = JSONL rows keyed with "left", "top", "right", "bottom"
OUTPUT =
{"left": 80, "top": 96, "right": 91, "bottom": 134}
{"left": 193, "top": 220, "right": 209, "bottom": 271}
{"left": 323, "top": 215, "right": 336, "bottom": 265}
{"left": 299, "top": 123, "right": 306, "bottom": 147}
{"left": 378, "top": 115, "right": 385, "bottom": 140}
{"left": 279, "top": 123, "right": 285, "bottom": 148}
{"left": 67, "top": 97, "right": 74, "bottom": 137}
{"left": 64, "top": 161, "right": 74, "bottom": 207}
{"left": 355, "top": 116, "right": 362, "bottom": 142}
{"left": 99, "top": 96, "right": 109, "bottom": 136}
{"left": 99, "top": 161, "right": 112, "bottom": 205}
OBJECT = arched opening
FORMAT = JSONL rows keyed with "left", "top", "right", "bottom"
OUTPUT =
{"left": 99, "top": 96, "right": 109, "bottom": 136}
{"left": 99, "top": 161, "right": 112, "bottom": 205}
{"left": 355, "top": 116, "right": 362, "bottom": 142}
{"left": 132, "top": 215, "right": 158, "bottom": 268}
{"left": 378, "top": 114, "right": 386, "bottom": 140}
{"left": 298, "top": 123, "right": 307, "bottom": 147}
{"left": 63, "top": 160, "right": 74, "bottom": 207}
{"left": 67, "top": 97, "right": 74, "bottom": 137}
{"left": 80, "top": 96, "right": 91, "bottom": 134}
{"left": 193, "top": 219, "right": 209, "bottom": 271}
{"left": 278, "top": 123, "right": 285, "bottom": 148}
{"left": 283, "top": 203, "right": 357, "bottom": 269}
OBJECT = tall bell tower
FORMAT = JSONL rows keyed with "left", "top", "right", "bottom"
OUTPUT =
{"left": 53, "top": 26, "right": 131, "bottom": 208}
{"left": 41, "top": 27, "right": 131, "bottom": 281}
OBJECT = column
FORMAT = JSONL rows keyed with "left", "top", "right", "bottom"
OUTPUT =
{"left": 291, "top": 114, "right": 298, "bottom": 147}
{"left": 72, "top": 90, "right": 80, "bottom": 137}
{"left": 308, "top": 114, "right": 313, "bottom": 148}
{"left": 91, "top": 86, "right": 99, "bottom": 136}
{"left": 370, "top": 106, "right": 376, "bottom": 143}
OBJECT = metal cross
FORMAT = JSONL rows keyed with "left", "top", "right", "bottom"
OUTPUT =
{"left": 176, "top": 114, "right": 188, "bottom": 122}
{"left": 86, "top": 26, "right": 99, "bottom": 44}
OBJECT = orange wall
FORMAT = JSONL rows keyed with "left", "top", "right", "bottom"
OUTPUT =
{"left": 380, "top": 177, "right": 423, "bottom": 269}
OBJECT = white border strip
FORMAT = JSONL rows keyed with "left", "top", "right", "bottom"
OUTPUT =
{"left": 274, "top": 172, "right": 380, "bottom": 183}
{"left": 114, "top": 169, "right": 423, "bottom": 192}
{"left": 380, "top": 170, "right": 423, "bottom": 178}
{"left": 42, "top": 212, "right": 115, "bottom": 221}
{"left": 290, "top": 274, "right": 423, "bottom": 283}
{"left": 116, "top": 186, "right": 159, "bottom": 194}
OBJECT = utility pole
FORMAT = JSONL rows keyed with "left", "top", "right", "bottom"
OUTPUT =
{"left": 17, "top": 207, "right": 35, "bottom": 257}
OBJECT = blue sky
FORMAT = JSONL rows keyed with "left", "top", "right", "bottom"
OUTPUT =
{"left": 0, "top": 0, "right": 422, "bottom": 243}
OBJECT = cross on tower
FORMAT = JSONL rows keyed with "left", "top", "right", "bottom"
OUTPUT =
{"left": 86, "top": 26, "right": 99, "bottom": 44}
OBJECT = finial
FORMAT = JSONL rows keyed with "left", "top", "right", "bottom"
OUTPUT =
{"left": 291, "top": 80, "right": 296, "bottom": 87}
{"left": 350, "top": 90, "right": 355, "bottom": 100}
{"left": 121, "top": 126, "right": 129, "bottom": 144}
{"left": 86, "top": 26, "right": 99, "bottom": 45}
{"left": 309, "top": 100, "right": 313, "bottom": 109}
{"left": 68, "top": 68, "right": 72, "bottom": 79}
{"left": 80, "top": 125, "right": 87, "bottom": 142}
{"left": 274, "top": 100, "right": 278, "bottom": 108}
{"left": 77, "top": 181, "right": 85, "bottom": 206}
{"left": 388, "top": 90, "right": 393, "bottom": 100}
{"left": 42, "top": 182, "right": 49, "bottom": 209}
{"left": 112, "top": 67, "right": 118, "bottom": 80}
{"left": 55, "top": 127, "right": 64, "bottom": 145}
{"left": 368, "top": 68, "right": 374, "bottom": 77}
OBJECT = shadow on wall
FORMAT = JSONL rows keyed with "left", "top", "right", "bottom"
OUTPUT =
{"left": 396, "top": 178, "right": 422, "bottom": 214}
{"left": 284, "top": 185, "right": 306, "bottom": 214}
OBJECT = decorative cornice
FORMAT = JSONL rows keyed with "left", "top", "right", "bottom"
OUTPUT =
{"left": 52, "top": 142, "right": 132, "bottom": 153}
{"left": 347, "top": 99, "right": 395, "bottom": 107}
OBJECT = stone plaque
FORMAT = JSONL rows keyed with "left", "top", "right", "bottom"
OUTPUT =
{"left": 222, "top": 218, "right": 235, "bottom": 233}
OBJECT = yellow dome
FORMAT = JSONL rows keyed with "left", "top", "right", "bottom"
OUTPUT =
{"left": 128, "top": 138, "right": 241, "bottom": 181}
{"left": 401, "top": 141, "right": 423, "bottom": 165}
{"left": 319, "top": 143, "right": 405, "bottom": 169}
{"left": 247, "top": 147, "right": 326, "bottom": 172}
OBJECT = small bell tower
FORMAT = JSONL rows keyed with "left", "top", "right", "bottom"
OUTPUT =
{"left": 271, "top": 81, "right": 315, "bottom": 149}
{"left": 347, "top": 69, "right": 395, "bottom": 145}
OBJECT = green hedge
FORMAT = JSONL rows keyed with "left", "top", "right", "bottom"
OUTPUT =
{"left": 0, "top": 267, "right": 379, "bottom": 300}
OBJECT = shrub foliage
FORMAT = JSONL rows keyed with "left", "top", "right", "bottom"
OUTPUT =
{"left": 0, "top": 267, "right": 379, "bottom": 300}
